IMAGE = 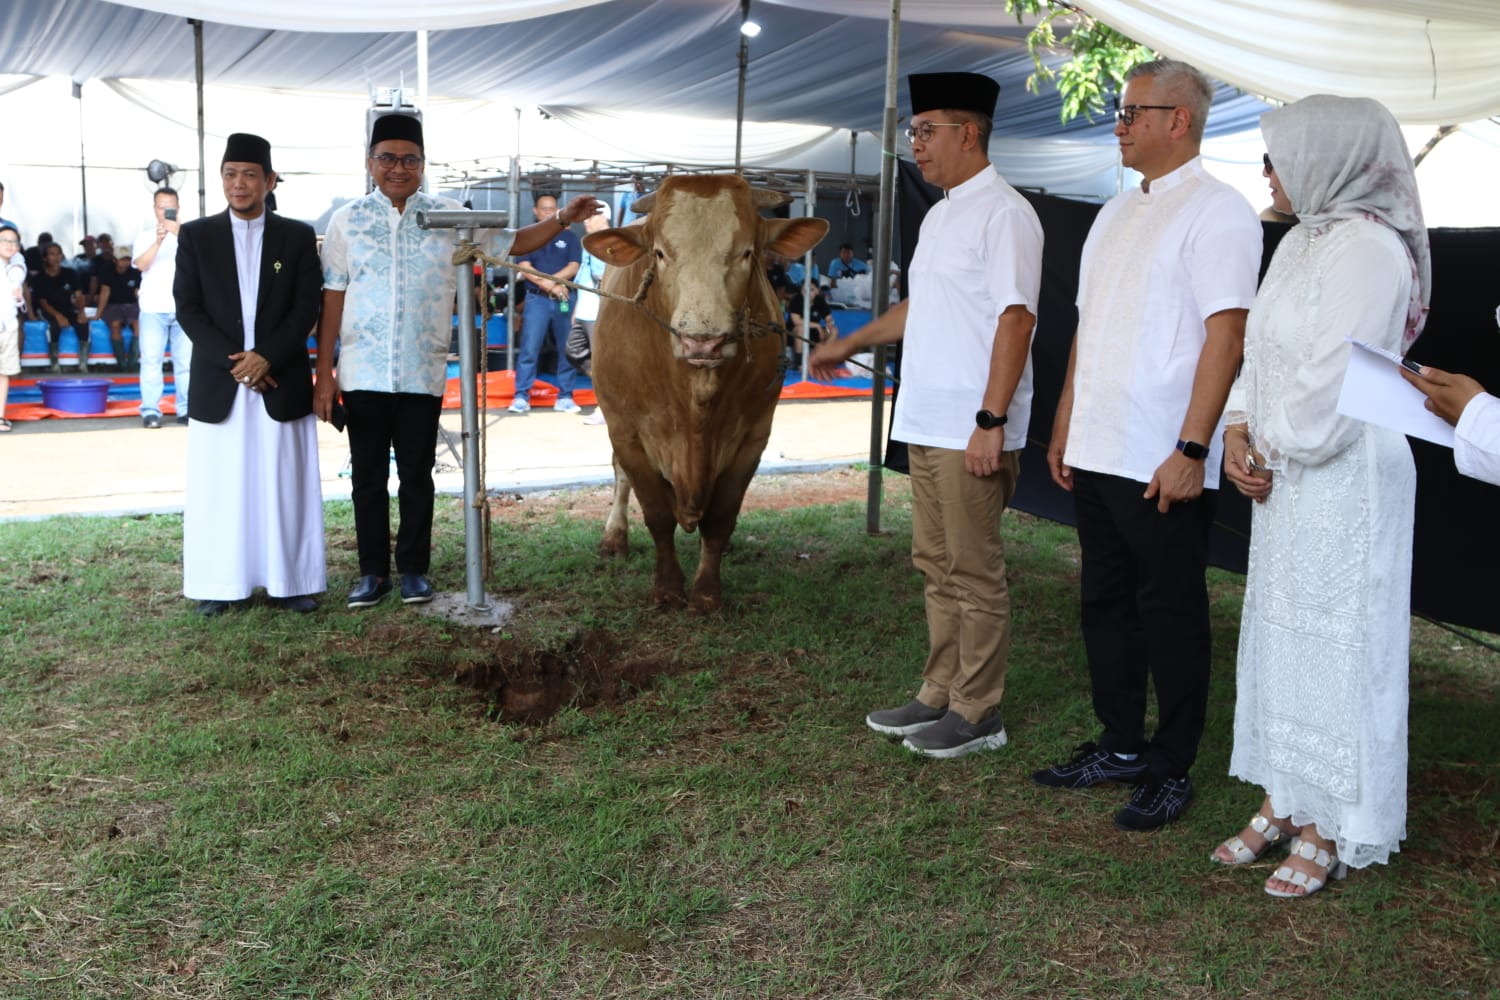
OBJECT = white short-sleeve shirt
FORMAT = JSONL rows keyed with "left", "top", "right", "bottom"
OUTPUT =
{"left": 1065, "top": 157, "right": 1261, "bottom": 488}
{"left": 135, "top": 223, "right": 178, "bottom": 313}
{"left": 892, "top": 167, "right": 1044, "bottom": 451}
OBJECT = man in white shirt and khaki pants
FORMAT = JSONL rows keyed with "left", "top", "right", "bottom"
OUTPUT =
{"left": 812, "top": 71, "right": 1043, "bottom": 759}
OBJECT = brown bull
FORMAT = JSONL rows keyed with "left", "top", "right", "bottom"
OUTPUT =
{"left": 582, "top": 175, "right": 828, "bottom": 612}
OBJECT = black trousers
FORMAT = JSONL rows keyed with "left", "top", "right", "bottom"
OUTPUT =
{"left": 1071, "top": 469, "right": 1216, "bottom": 780}
{"left": 343, "top": 390, "right": 443, "bottom": 579}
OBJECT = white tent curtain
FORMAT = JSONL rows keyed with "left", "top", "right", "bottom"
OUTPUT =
{"left": 1080, "top": 0, "right": 1500, "bottom": 121}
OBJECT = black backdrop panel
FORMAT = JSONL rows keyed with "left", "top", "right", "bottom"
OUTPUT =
{"left": 885, "top": 159, "right": 1500, "bottom": 631}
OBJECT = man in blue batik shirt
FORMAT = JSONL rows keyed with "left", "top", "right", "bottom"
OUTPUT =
{"left": 316, "top": 113, "right": 597, "bottom": 609}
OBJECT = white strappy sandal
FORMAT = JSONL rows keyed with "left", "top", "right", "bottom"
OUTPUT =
{"left": 1264, "top": 836, "right": 1348, "bottom": 898}
{"left": 1212, "top": 811, "right": 1292, "bottom": 865}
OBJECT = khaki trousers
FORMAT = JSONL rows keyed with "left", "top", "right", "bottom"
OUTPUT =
{"left": 910, "top": 445, "right": 1020, "bottom": 723}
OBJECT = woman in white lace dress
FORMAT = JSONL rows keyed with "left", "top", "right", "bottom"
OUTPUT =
{"left": 1210, "top": 95, "right": 1429, "bottom": 898}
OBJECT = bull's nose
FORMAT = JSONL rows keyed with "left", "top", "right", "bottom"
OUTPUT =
{"left": 680, "top": 335, "right": 727, "bottom": 360}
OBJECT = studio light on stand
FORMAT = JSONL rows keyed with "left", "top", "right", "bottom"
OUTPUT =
{"left": 146, "top": 159, "right": 178, "bottom": 187}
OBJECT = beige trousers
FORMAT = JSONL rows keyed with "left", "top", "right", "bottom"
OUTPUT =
{"left": 909, "top": 445, "right": 1019, "bottom": 723}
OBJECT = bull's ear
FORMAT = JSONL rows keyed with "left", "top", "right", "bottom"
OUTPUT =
{"left": 763, "top": 217, "right": 830, "bottom": 260}
{"left": 751, "top": 188, "right": 791, "bottom": 210}
{"left": 583, "top": 227, "right": 648, "bottom": 265}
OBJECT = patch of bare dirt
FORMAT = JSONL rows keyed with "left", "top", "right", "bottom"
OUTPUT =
{"left": 445, "top": 628, "right": 685, "bottom": 727}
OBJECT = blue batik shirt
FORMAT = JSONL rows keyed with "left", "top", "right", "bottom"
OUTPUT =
{"left": 322, "top": 188, "right": 515, "bottom": 396}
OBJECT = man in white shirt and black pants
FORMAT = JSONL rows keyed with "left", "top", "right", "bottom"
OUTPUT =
{"left": 1037, "top": 59, "right": 1262, "bottom": 829}
{"left": 812, "top": 72, "right": 1043, "bottom": 759}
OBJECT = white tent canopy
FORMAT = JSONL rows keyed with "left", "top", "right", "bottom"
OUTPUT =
{"left": 1, "top": 0, "right": 1498, "bottom": 243}
{"left": 53, "top": 0, "right": 1500, "bottom": 124}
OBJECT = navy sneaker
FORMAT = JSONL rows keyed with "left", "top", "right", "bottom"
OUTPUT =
{"left": 1114, "top": 775, "right": 1194, "bottom": 831}
{"left": 272, "top": 594, "right": 319, "bottom": 613}
{"left": 902, "top": 709, "right": 1008, "bottom": 759}
{"left": 399, "top": 573, "right": 434, "bottom": 605}
{"left": 1031, "top": 742, "right": 1149, "bottom": 789}
{"left": 347, "top": 575, "right": 392, "bottom": 608}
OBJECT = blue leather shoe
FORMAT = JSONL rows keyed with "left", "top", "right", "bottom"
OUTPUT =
{"left": 347, "top": 575, "right": 392, "bottom": 609}
{"left": 399, "top": 573, "right": 434, "bottom": 605}
{"left": 272, "top": 594, "right": 319, "bottom": 614}
{"left": 195, "top": 599, "right": 231, "bottom": 617}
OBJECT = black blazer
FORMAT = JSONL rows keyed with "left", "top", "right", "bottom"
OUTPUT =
{"left": 174, "top": 209, "right": 322, "bottom": 424}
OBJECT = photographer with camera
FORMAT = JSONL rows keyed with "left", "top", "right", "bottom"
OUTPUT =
{"left": 134, "top": 187, "right": 192, "bottom": 427}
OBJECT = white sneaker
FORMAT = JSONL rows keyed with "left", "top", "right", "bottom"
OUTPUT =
{"left": 582, "top": 409, "right": 606, "bottom": 425}
{"left": 507, "top": 396, "right": 531, "bottom": 415}
{"left": 554, "top": 397, "right": 581, "bottom": 414}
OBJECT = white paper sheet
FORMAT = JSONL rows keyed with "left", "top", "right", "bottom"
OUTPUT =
{"left": 1336, "top": 339, "right": 1456, "bottom": 447}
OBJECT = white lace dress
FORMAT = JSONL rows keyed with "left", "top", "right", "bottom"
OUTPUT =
{"left": 1224, "top": 218, "right": 1416, "bottom": 869}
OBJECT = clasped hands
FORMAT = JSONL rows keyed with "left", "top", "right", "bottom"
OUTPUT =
{"left": 229, "top": 350, "right": 275, "bottom": 392}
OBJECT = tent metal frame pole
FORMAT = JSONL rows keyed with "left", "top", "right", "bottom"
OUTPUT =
{"left": 74, "top": 82, "right": 88, "bottom": 235}
{"left": 867, "top": 0, "right": 900, "bottom": 535}
{"left": 192, "top": 18, "right": 205, "bottom": 217}
{"left": 734, "top": 0, "right": 751, "bottom": 171}
{"left": 800, "top": 168, "right": 815, "bottom": 381}
{"left": 416, "top": 209, "right": 510, "bottom": 611}
{"left": 507, "top": 117, "right": 521, "bottom": 373}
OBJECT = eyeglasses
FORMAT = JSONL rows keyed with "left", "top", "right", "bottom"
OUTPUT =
{"left": 1262, "top": 153, "right": 1274, "bottom": 173}
{"left": 1114, "top": 104, "right": 1178, "bottom": 127}
{"left": 904, "top": 122, "right": 965, "bottom": 144}
{"left": 0, "top": 238, "right": 18, "bottom": 245}
{"left": 371, "top": 153, "right": 424, "bottom": 170}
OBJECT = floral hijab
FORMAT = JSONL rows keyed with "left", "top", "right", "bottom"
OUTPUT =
{"left": 1261, "top": 95, "right": 1431, "bottom": 349}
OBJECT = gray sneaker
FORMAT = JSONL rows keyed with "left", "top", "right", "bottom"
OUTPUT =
{"left": 902, "top": 709, "right": 1007, "bottom": 759}
{"left": 865, "top": 699, "right": 946, "bottom": 736}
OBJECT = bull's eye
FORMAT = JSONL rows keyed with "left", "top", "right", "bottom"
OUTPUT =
{"left": 654, "top": 249, "right": 666, "bottom": 262}
{"left": 741, "top": 250, "right": 753, "bottom": 260}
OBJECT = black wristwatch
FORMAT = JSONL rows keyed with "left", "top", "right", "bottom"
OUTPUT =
{"left": 1176, "top": 438, "right": 1208, "bottom": 460}
{"left": 975, "top": 409, "right": 1008, "bottom": 430}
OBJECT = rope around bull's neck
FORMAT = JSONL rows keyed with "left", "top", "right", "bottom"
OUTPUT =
{"left": 452, "top": 240, "right": 896, "bottom": 385}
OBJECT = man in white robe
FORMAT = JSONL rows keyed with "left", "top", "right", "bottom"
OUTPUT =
{"left": 174, "top": 133, "right": 325, "bottom": 616}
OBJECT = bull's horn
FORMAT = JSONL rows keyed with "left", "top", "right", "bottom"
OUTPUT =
{"left": 630, "top": 192, "right": 656, "bottom": 215}
{"left": 750, "top": 189, "right": 792, "bottom": 209}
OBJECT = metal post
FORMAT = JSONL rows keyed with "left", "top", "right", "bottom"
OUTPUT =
{"left": 73, "top": 82, "right": 89, "bottom": 234}
{"left": 417, "top": 208, "right": 511, "bottom": 611}
{"left": 734, "top": 0, "right": 751, "bottom": 171}
{"left": 867, "top": 0, "right": 900, "bottom": 535}
{"left": 800, "top": 169, "right": 815, "bottom": 381}
{"left": 192, "top": 19, "right": 206, "bottom": 217}
{"left": 506, "top": 135, "right": 521, "bottom": 373}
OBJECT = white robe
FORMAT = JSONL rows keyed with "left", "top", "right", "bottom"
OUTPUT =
{"left": 1224, "top": 218, "right": 1416, "bottom": 869}
{"left": 182, "top": 211, "right": 325, "bottom": 601}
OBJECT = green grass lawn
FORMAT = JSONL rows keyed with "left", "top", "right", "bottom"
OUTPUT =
{"left": 1, "top": 475, "right": 1495, "bottom": 999}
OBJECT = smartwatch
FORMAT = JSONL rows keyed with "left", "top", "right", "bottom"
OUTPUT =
{"left": 975, "top": 409, "right": 1008, "bottom": 430}
{"left": 1176, "top": 439, "right": 1208, "bottom": 460}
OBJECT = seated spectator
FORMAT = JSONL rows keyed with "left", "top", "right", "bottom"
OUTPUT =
{"left": 73, "top": 236, "right": 97, "bottom": 274}
{"left": 27, "top": 243, "right": 89, "bottom": 372}
{"left": 96, "top": 244, "right": 142, "bottom": 369}
{"left": 24, "top": 232, "right": 54, "bottom": 276}
{"left": 829, "top": 242, "right": 870, "bottom": 280}
{"left": 786, "top": 257, "right": 822, "bottom": 289}
{"left": 788, "top": 284, "right": 838, "bottom": 366}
